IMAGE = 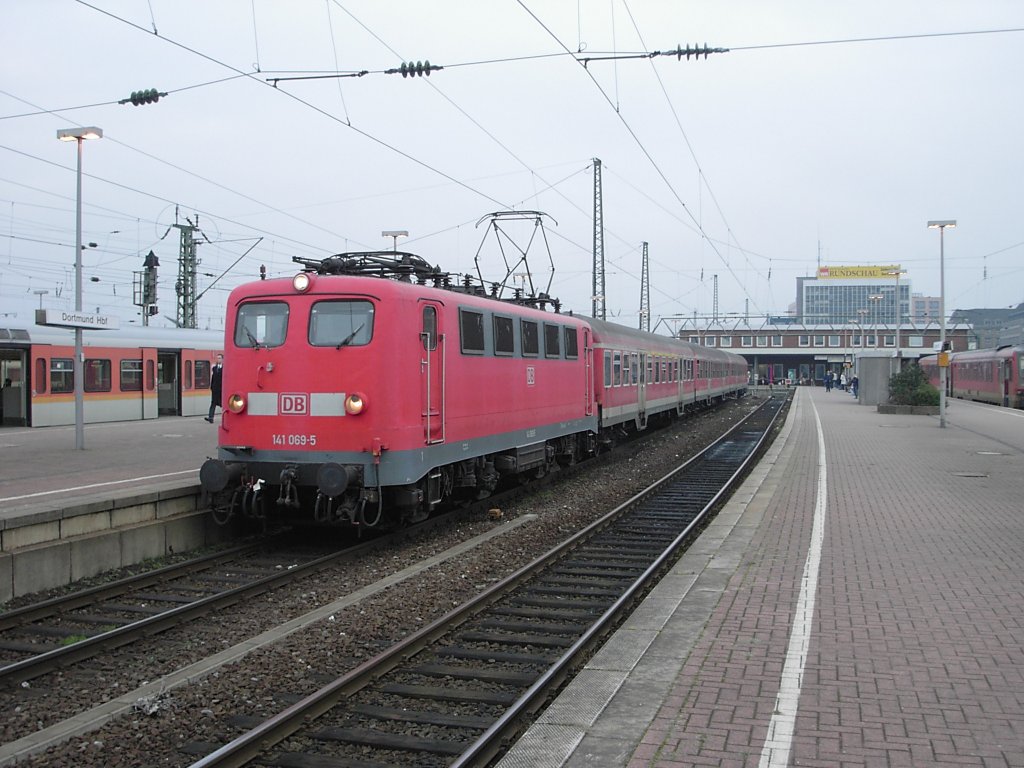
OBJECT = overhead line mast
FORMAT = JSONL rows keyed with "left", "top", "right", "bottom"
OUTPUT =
{"left": 592, "top": 158, "right": 606, "bottom": 321}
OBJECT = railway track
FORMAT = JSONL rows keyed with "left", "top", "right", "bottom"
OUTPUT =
{"left": 0, "top": 539, "right": 370, "bottom": 688}
{"left": 188, "top": 393, "right": 788, "bottom": 768}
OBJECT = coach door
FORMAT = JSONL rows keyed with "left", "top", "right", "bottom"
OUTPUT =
{"left": 157, "top": 351, "right": 179, "bottom": 416}
{"left": 420, "top": 303, "right": 445, "bottom": 444}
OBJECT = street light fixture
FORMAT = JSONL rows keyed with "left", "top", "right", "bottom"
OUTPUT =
{"left": 928, "top": 219, "right": 956, "bottom": 428}
{"left": 57, "top": 126, "right": 103, "bottom": 450}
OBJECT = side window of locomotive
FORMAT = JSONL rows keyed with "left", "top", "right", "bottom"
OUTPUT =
{"left": 310, "top": 300, "right": 374, "bottom": 347}
{"left": 235, "top": 301, "right": 289, "bottom": 348}
{"left": 459, "top": 309, "right": 485, "bottom": 355}
{"left": 544, "top": 323, "right": 561, "bottom": 358}
{"left": 564, "top": 327, "right": 578, "bottom": 359}
{"left": 494, "top": 315, "right": 514, "bottom": 356}
{"left": 51, "top": 358, "right": 74, "bottom": 394}
{"left": 84, "top": 359, "right": 111, "bottom": 392}
{"left": 521, "top": 320, "right": 539, "bottom": 357}
{"left": 422, "top": 306, "right": 437, "bottom": 351}
{"left": 121, "top": 360, "right": 143, "bottom": 391}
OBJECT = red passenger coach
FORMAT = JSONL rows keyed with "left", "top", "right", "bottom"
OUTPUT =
{"left": 921, "top": 345, "right": 1024, "bottom": 408}
{"left": 200, "top": 252, "right": 748, "bottom": 529}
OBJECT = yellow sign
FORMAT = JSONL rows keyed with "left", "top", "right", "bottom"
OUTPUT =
{"left": 938, "top": 352, "right": 949, "bottom": 367}
{"left": 816, "top": 265, "right": 901, "bottom": 280}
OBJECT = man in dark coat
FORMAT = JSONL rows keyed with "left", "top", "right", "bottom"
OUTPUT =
{"left": 206, "top": 354, "right": 223, "bottom": 423}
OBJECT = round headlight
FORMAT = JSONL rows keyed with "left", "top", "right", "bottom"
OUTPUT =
{"left": 227, "top": 393, "right": 246, "bottom": 413}
{"left": 292, "top": 272, "right": 312, "bottom": 293}
{"left": 344, "top": 393, "right": 366, "bottom": 415}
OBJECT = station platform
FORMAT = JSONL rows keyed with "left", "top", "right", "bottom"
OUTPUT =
{"left": 0, "top": 416, "right": 221, "bottom": 600}
{"left": 0, "top": 415, "right": 216, "bottom": 520}
{"left": 500, "top": 386, "right": 1024, "bottom": 767}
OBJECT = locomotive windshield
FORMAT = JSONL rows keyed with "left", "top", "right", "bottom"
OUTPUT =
{"left": 309, "top": 300, "right": 374, "bottom": 348}
{"left": 235, "top": 302, "right": 289, "bottom": 348}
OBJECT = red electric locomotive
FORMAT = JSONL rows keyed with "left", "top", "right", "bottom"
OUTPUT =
{"left": 199, "top": 252, "right": 748, "bottom": 528}
{"left": 920, "top": 345, "right": 1024, "bottom": 408}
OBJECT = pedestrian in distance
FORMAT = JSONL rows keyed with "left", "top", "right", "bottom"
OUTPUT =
{"left": 206, "top": 353, "right": 223, "bottom": 423}
{"left": 851, "top": 375, "right": 859, "bottom": 398}
{"left": 825, "top": 371, "right": 833, "bottom": 392}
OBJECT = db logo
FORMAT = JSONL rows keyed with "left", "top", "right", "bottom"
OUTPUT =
{"left": 280, "top": 393, "right": 309, "bottom": 415}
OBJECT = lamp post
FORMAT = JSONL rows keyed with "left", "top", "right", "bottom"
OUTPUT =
{"left": 57, "top": 126, "right": 103, "bottom": 450}
{"left": 928, "top": 220, "right": 956, "bottom": 428}
{"left": 867, "top": 294, "right": 884, "bottom": 348}
{"left": 885, "top": 268, "right": 907, "bottom": 368}
{"left": 381, "top": 229, "right": 408, "bottom": 252}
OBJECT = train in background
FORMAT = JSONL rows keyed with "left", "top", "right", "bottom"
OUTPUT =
{"left": 199, "top": 252, "right": 749, "bottom": 530}
{"left": 0, "top": 323, "right": 222, "bottom": 427}
{"left": 919, "top": 345, "right": 1024, "bottom": 408}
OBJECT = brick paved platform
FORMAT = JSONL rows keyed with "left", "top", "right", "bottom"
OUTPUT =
{"left": 500, "top": 387, "right": 1024, "bottom": 767}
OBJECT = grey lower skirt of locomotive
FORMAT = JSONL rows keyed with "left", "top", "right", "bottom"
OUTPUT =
{"left": 199, "top": 436, "right": 584, "bottom": 529}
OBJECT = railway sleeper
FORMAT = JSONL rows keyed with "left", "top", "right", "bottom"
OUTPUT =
{"left": 311, "top": 726, "right": 470, "bottom": 756}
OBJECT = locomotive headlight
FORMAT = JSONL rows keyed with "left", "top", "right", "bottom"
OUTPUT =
{"left": 344, "top": 392, "right": 366, "bottom": 415}
{"left": 292, "top": 272, "right": 313, "bottom": 293}
{"left": 227, "top": 393, "right": 246, "bottom": 413}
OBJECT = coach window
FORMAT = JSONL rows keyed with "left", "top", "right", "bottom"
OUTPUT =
{"left": 459, "top": 309, "right": 485, "bottom": 355}
{"left": 421, "top": 306, "right": 437, "bottom": 351}
{"left": 613, "top": 351, "right": 622, "bottom": 385}
{"left": 85, "top": 359, "right": 111, "bottom": 392}
{"left": 494, "top": 315, "right": 514, "bottom": 355}
{"left": 184, "top": 360, "right": 193, "bottom": 390}
{"left": 235, "top": 301, "right": 289, "bottom": 348}
{"left": 521, "top": 320, "right": 539, "bottom": 357}
{"left": 195, "top": 360, "right": 211, "bottom": 389}
{"left": 121, "top": 360, "right": 143, "bottom": 391}
{"left": 51, "top": 358, "right": 74, "bottom": 394}
{"left": 544, "top": 323, "right": 561, "bottom": 358}
{"left": 146, "top": 359, "right": 155, "bottom": 391}
{"left": 564, "top": 327, "right": 579, "bottom": 359}
{"left": 604, "top": 350, "right": 612, "bottom": 387}
{"left": 631, "top": 353, "right": 639, "bottom": 384}
{"left": 35, "top": 358, "right": 47, "bottom": 394}
{"left": 310, "top": 300, "right": 374, "bottom": 348}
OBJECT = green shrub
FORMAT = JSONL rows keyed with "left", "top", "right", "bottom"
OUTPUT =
{"left": 888, "top": 363, "right": 939, "bottom": 405}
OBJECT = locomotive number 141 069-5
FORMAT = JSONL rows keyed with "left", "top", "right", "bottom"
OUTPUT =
{"left": 272, "top": 434, "right": 318, "bottom": 446}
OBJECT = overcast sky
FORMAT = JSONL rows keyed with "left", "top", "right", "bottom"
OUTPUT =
{"left": 2, "top": 1, "right": 1022, "bottom": 333}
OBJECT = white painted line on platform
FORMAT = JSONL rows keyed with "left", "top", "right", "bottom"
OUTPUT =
{"left": 759, "top": 397, "right": 827, "bottom": 768}
{"left": 0, "top": 469, "right": 199, "bottom": 503}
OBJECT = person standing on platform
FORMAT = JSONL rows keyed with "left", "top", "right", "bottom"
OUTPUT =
{"left": 825, "top": 371, "right": 833, "bottom": 392}
{"left": 840, "top": 371, "right": 847, "bottom": 391}
{"left": 205, "top": 354, "right": 223, "bottom": 423}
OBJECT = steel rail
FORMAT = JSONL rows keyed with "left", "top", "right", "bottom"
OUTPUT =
{"left": 189, "top": 393, "right": 787, "bottom": 768}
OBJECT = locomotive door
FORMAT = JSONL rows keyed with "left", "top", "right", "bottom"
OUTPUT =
{"left": 637, "top": 352, "right": 648, "bottom": 428}
{"left": 583, "top": 329, "right": 593, "bottom": 416}
{"left": 420, "top": 303, "right": 445, "bottom": 444}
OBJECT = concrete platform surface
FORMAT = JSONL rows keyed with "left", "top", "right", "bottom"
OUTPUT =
{"left": 501, "top": 388, "right": 1024, "bottom": 767}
